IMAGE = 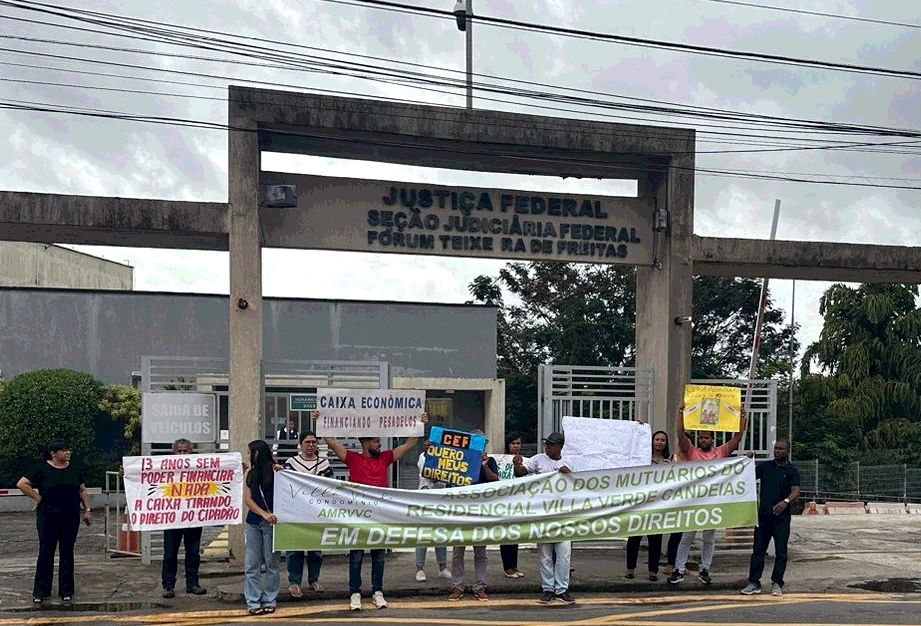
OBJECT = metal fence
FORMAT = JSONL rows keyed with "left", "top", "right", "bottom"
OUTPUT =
{"left": 798, "top": 460, "right": 921, "bottom": 503}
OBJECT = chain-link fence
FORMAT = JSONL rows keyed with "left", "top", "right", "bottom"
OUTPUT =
{"left": 798, "top": 460, "right": 921, "bottom": 503}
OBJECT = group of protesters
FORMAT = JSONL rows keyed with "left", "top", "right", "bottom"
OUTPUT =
{"left": 17, "top": 402, "right": 799, "bottom": 613}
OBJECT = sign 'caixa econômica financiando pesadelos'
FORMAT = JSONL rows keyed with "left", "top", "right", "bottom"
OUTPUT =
{"left": 258, "top": 173, "right": 656, "bottom": 265}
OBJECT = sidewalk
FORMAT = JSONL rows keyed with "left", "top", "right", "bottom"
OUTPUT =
{"left": 1, "top": 514, "right": 919, "bottom": 612}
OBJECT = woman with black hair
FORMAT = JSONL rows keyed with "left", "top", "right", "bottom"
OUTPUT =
{"left": 498, "top": 431, "right": 525, "bottom": 579}
{"left": 624, "top": 430, "right": 682, "bottom": 581}
{"left": 17, "top": 440, "right": 92, "bottom": 605}
{"left": 243, "top": 440, "right": 280, "bottom": 616}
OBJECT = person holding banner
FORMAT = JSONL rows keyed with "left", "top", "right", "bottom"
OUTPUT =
{"left": 313, "top": 409, "right": 428, "bottom": 611}
{"left": 668, "top": 403, "right": 748, "bottom": 587}
{"left": 414, "top": 440, "right": 451, "bottom": 582}
{"left": 17, "top": 440, "right": 92, "bottom": 606}
{"left": 284, "top": 431, "right": 334, "bottom": 599}
{"left": 161, "top": 438, "right": 207, "bottom": 599}
{"left": 625, "top": 430, "right": 680, "bottom": 582}
{"left": 243, "top": 440, "right": 280, "bottom": 616}
{"left": 497, "top": 432, "right": 525, "bottom": 579}
{"left": 514, "top": 432, "right": 576, "bottom": 606}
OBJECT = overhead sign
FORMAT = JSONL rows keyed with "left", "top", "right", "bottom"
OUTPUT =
{"left": 142, "top": 392, "right": 217, "bottom": 444}
{"left": 314, "top": 388, "right": 426, "bottom": 438}
{"left": 258, "top": 173, "right": 655, "bottom": 265}
{"left": 290, "top": 393, "right": 317, "bottom": 411}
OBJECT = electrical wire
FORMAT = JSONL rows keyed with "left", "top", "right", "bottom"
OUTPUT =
{"left": 694, "top": 0, "right": 921, "bottom": 30}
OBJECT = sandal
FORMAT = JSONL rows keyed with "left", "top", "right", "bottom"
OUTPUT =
{"left": 62, "top": 596, "right": 73, "bottom": 604}
{"left": 289, "top": 584, "right": 304, "bottom": 599}
{"left": 649, "top": 573, "right": 659, "bottom": 581}
{"left": 248, "top": 607, "right": 266, "bottom": 616}
{"left": 32, "top": 597, "right": 43, "bottom": 606}
{"left": 624, "top": 570, "right": 635, "bottom": 579}
{"left": 310, "top": 582, "right": 325, "bottom": 593}
{"left": 262, "top": 606, "right": 276, "bottom": 614}
{"left": 504, "top": 571, "right": 518, "bottom": 579}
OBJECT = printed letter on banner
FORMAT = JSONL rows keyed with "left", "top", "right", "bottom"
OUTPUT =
{"left": 315, "top": 388, "right": 426, "bottom": 438}
{"left": 123, "top": 453, "right": 243, "bottom": 531}
{"left": 420, "top": 427, "right": 486, "bottom": 487}
{"left": 683, "top": 384, "right": 742, "bottom": 432}
{"left": 272, "top": 457, "right": 758, "bottom": 551}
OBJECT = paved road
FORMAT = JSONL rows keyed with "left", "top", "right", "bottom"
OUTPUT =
{"left": 5, "top": 593, "right": 920, "bottom": 626}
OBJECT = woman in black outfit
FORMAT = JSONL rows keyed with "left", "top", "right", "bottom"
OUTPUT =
{"left": 624, "top": 430, "right": 682, "bottom": 581}
{"left": 17, "top": 440, "right": 93, "bottom": 605}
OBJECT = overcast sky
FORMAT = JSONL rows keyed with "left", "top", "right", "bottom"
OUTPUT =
{"left": 1, "top": 0, "right": 919, "bottom": 365}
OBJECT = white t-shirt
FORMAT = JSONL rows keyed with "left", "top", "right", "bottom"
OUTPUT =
{"left": 523, "top": 453, "right": 571, "bottom": 475}
{"left": 417, "top": 452, "right": 446, "bottom": 490}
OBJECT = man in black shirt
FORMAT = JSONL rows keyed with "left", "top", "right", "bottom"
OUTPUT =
{"left": 741, "top": 439, "right": 800, "bottom": 597}
{"left": 162, "top": 438, "right": 207, "bottom": 598}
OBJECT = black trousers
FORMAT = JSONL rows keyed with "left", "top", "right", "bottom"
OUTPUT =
{"left": 626, "top": 532, "right": 682, "bottom": 572}
{"left": 33, "top": 510, "right": 80, "bottom": 598}
{"left": 500, "top": 544, "right": 519, "bottom": 571}
{"left": 748, "top": 514, "right": 791, "bottom": 587}
{"left": 162, "top": 527, "right": 203, "bottom": 590}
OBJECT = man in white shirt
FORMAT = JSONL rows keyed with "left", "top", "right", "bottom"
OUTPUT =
{"left": 514, "top": 432, "right": 575, "bottom": 605}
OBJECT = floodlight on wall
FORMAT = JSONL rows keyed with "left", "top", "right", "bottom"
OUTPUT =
{"left": 261, "top": 184, "right": 298, "bottom": 208}
{"left": 653, "top": 207, "right": 669, "bottom": 233}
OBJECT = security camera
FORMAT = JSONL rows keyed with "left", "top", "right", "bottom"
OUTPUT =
{"left": 674, "top": 315, "right": 693, "bottom": 327}
{"left": 453, "top": 0, "right": 467, "bottom": 31}
{"left": 237, "top": 298, "right": 249, "bottom": 311}
{"left": 261, "top": 184, "right": 298, "bottom": 209}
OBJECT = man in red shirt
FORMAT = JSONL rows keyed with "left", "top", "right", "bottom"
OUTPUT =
{"left": 314, "top": 410, "right": 427, "bottom": 611}
{"left": 668, "top": 402, "right": 747, "bottom": 586}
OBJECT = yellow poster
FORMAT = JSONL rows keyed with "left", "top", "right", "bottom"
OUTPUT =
{"left": 683, "top": 385, "right": 742, "bottom": 432}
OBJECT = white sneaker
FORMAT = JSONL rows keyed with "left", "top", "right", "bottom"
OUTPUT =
{"left": 438, "top": 569, "right": 452, "bottom": 579}
{"left": 415, "top": 570, "right": 427, "bottom": 582}
{"left": 771, "top": 583, "right": 783, "bottom": 596}
{"left": 372, "top": 590, "right": 388, "bottom": 609}
{"left": 349, "top": 592, "right": 362, "bottom": 611}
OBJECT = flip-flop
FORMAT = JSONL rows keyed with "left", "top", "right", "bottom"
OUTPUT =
{"left": 289, "top": 584, "right": 304, "bottom": 599}
{"left": 248, "top": 607, "right": 265, "bottom": 615}
{"left": 310, "top": 582, "right": 326, "bottom": 593}
{"left": 263, "top": 606, "right": 276, "bottom": 614}
{"left": 32, "top": 597, "right": 43, "bottom": 606}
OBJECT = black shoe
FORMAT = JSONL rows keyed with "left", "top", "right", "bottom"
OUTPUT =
{"left": 537, "top": 590, "right": 555, "bottom": 604}
{"left": 185, "top": 585, "right": 207, "bottom": 595}
{"left": 697, "top": 569, "right": 712, "bottom": 585}
{"left": 555, "top": 592, "right": 576, "bottom": 605}
{"left": 667, "top": 570, "right": 685, "bottom": 584}
{"left": 162, "top": 588, "right": 175, "bottom": 599}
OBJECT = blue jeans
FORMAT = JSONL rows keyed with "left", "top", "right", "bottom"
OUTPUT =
{"left": 162, "top": 527, "right": 202, "bottom": 590}
{"left": 287, "top": 550, "right": 324, "bottom": 586}
{"left": 244, "top": 521, "right": 280, "bottom": 610}
{"left": 538, "top": 541, "right": 571, "bottom": 594}
{"left": 349, "top": 549, "right": 385, "bottom": 595}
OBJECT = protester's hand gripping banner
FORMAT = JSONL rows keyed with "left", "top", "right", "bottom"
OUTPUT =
{"left": 314, "top": 388, "right": 426, "bottom": 438}
{"left": 491, "top": 454, "right": 528, "bottom": 480}
{"left": 683, "top": 384, "right": 742, "bottom": 432}
{"left": 123, "top": 453, "right": 244, "bottom": 531}
{"left": 421, "top": 427, "right": 486, "bottom": 487}
{"left": 273, "top": 457, "right": 757, "bottom": 551}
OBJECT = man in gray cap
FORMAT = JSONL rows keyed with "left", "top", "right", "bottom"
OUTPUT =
{"left": 513, "top": 432, "right": 574, "bottom": 605}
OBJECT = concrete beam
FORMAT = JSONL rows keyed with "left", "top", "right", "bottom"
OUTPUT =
{"left": 0, "top": 192, "right": 229, "bottom": 250}
{"left": 693, "top": 236, "right": 921, "bottom": 283}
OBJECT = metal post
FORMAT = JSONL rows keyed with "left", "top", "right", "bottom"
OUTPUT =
{"left": 788, "top": 279, "right": 795, "bottom": 459}
{"left": 856, "top": 461, "right": 860, "bottom": 499}
{"left": 465, "top": 0, "right": 473, "bottom": 110}
{"left": 904, "top": 464, "right": 908, "bottom": 504}
{"left": 814, "top": 458, "right": 818, "bottom": 498}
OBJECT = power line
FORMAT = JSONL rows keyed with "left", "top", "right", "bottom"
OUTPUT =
{"left": 695, "top": 0, "right": 921, "bottom": 30}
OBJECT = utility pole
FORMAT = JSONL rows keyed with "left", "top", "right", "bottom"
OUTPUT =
{"left": 453, "top": 0, "right": 473, "bottom": 109}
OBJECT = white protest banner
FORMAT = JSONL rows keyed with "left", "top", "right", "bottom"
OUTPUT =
{"left": 123, "top": 453, "right": 244, "bottom": 531}
{"left": 490, "top": 454, "right": 529, "bottom": 481}
{"left": 273, "top": 457, "right": 757, "bottom": 551}
{"left": 562, "top": 416, "right": 651, "bottom": 471}
{"left": 314, "top": 388, "right": 426, "bottom": 438}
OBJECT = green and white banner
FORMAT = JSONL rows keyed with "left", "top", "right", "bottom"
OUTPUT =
{"left": 274, "top": 457, "right": 757, "bottom": 551}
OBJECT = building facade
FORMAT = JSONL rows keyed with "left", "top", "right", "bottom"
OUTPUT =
{"left": 0, "top": 243, "right": 133, "bottom": 290}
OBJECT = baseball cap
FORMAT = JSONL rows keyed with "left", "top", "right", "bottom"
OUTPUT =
{"left": 542, "top": 432, "right": 565, "bottom": 445}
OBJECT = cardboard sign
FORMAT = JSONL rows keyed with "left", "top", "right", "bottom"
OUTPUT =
{"left": 420, "top": 427, "right": 486, "bottom": 487}
{"left": 683, "top": 384, "right": 742, "bottom": 432}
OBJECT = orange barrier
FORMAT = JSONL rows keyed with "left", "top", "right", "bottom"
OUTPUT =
{"left": 118, "top": 513, "right": 140, "bottom": 553}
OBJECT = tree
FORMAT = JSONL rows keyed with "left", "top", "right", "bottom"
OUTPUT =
{"left": 98, "top": 384, "right": 142, "bottom": 456}
{"left": 799, "top": 283, "right": 921, "bottom": 462}
{"left": 469, "top": 262, "right": 796, "bottom": 438}
{"left": 0, "top": 369, "right": 103, "bottom": 486}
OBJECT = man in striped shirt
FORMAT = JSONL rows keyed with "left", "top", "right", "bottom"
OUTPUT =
{"left": 283, "top": 431, "right": 334, "bottom": 599}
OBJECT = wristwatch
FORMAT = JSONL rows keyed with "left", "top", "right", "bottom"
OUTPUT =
{"left": 783, "top": 498, "right": 790, "bottom": 504}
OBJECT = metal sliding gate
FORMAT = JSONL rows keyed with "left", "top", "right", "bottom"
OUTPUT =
{"left": 538, "top": 365, "right": 777, "bottom": 459}
{"left": 135, "top": 356, "right": 392, "bottom": 564}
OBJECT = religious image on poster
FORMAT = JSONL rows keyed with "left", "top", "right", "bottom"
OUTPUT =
{"left": 314, "top": 388, "right": 426, "bottom": 438}
{"left": 561, "top": 415, "right": 651, "bottom": 471}
{"left": 683, "top": 384, "right": 742, "bottom": 432}
{"left": 491, "top": 454, "right": 529, "bottom": 481}
{"left": 273, "top": 456, "right": 758, "bottom": 551}
{"left": 421, "top": 427, "right": 487, "bottom": 487}
{"left": 123, "top": 453, "right": 244, "bottom": 531}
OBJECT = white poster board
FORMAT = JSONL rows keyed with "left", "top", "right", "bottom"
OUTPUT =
{"left": 141, "top": 392, "right": 217, "bottom": 444}
{"left": 561, "top": 416, "right": 651, "bottom": 471}
{"left": 314, "top": 388, "right": 426, "bottom": 438}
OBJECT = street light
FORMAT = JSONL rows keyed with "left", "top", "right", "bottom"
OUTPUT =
{"left": 453, "top": 0, "right": 472, "bottom": 109}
